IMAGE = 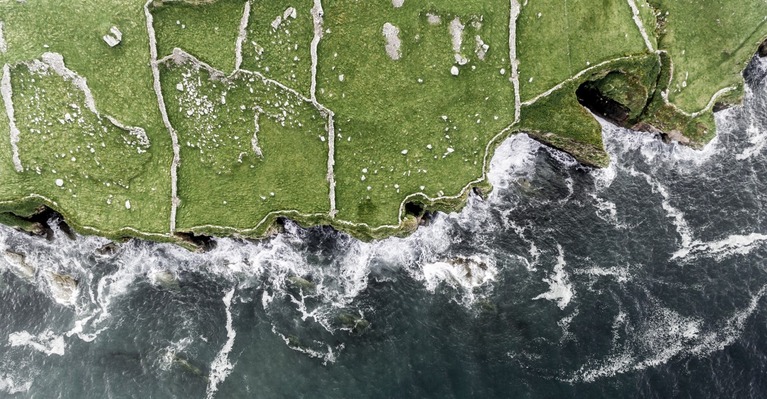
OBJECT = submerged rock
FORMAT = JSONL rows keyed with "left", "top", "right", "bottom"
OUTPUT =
{"left": 173, "top": 354, "right": 207, "bottom": 379}
{"left": 337, "top": 312, "right": 371, "bottom": 334}
{"left": 96, "top": 242, "right": 119, "bottom": 256}
{"left": 288, "top": 275, "right": 316, "bottom": 292}
{"left": 3, "top": 250, "right": 36, "bottom": 281}
{"left": 422, "top": 255, "right": 497, "bottom": 292}
{"left": 47, "top": 272, "right": 78, "bottom": 306}
{"left": 150, "top": 270, "right": 179, "bottom": 290}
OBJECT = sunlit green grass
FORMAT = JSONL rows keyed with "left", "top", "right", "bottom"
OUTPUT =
{"left": 160, "top": 60, "right": 329, "bottom": 231}
{"left": 241, "top": 0, "right": 314, "bottom": 96}
{"left": 0, "top": 0, "right": 764, "bottom": 242}
{"left": 153, "top": 0, "right": 246, "bottom": 72}
{"left": 516, "top": 0, "right": 648, "bottom": 101}
{"left": 0, "top": 0, "right": 172, "bottom": 236}
{"left": 650, "top": 0, "right": 767, "bottom": 112}
{"left": 319, "top": 0, "right": 515, "bottom": 226}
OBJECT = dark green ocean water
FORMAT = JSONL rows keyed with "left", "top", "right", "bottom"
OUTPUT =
{"left": 4, "top": 58, "right": 767, "bottom": 398}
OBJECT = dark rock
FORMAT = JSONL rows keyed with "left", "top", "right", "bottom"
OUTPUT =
{"left": 337, "top": 312, "right": 371, "bottom": 334}
{"left": 576, "top": 81, "right": 631, "bottom": 126}
{"left": 472, "top": 186, "right": 486, "bottom": 200}
{"left": 713, "top": 102, "right": 732, "bottom": 112}
{"left": 174, "top": 232, "right": 217, "bottom": 252}
{"left": 96, "top": 242, "right": 119, "bottom": 256}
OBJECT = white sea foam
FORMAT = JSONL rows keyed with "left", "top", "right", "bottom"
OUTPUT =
{"left": 569, "top": 286, "right": 767, "bottom": 383}
{"left": 575, "top": 265, "right": 631, "bottom": 284}
{"left": 158, "top": 337, "right": 194, "bottom": 372}
{"left": 626, "top": 166, "right": 694, "bottom": 250}
{"left": 591, "top": 194, "right": 624, "bottom": 228}
{"left": 735, "top": 122, "right": 767, "bottom": 160}
{"left": 0, "top": 375, "right": 31, "bottom": 395}
{"left": 486, "top": 134, "right": 541, "bottom": 191}
{"left": 533, "top": 245, "right": 574, "bottom": 309}
{"left": 599, "top": 118, "right": 720, "bottom": 172}
{"left": 271, "top": 325, "right": 343, "bottom": 365}
{"left": 206, "top": 289, "right": 236, "bottom": 399}
{"left": 558, "top": 308, "right": 579, "bottom": 343}
{"left": 8, "top": 329, "right": 66, "bottom": 356}
{"left": 422, "top": 255, "right": 497, "bottom": 296}
{"left": 672, "top": 232, "right": 767, "bottom": 260}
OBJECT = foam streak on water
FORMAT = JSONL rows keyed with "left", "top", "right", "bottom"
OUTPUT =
{"left": 206, "top": 288, "right": 236, "bottom": 399}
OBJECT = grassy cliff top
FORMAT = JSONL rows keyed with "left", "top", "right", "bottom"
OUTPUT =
{"left": 0, "top": 0, "right": 765, "bottom": 245}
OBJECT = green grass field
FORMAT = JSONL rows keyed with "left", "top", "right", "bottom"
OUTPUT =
{"left": 516, "top": 0, "right": 648, "bottom": 101}
{"left": 0, "top": 0, "right": 765, "bottom": 244}
{"left": 241, "top": 0, "right": 314, "bottom": 97}
{"left": 649, "top": 0, "right": 767, "bottom": 112}
{"left": 159, "top": 58, "right": 330, "bottom": 232}
{"left": 153, "top": 0, "right": 247, "bottom": 72}
{"left": 319, "top": 0, "right": 515, "bottom": 226}
{"left": 0, "top": 0, "right": 172, "bottom": 237}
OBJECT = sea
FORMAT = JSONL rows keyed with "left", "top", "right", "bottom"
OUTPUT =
{"left": 3, "top": 56, "right": 767, "bottom": 398}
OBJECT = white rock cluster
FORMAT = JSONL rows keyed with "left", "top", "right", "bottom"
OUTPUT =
{"left": 103, "top": 26, "right": 122, "bottom": 48}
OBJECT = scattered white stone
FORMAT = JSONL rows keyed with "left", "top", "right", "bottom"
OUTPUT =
{"left": 427, "top": 13, "right": 441, "bottom": 25}
{"left": 450, "top": 65, "right": 459, "bottom": 76}
{"left": 102, "top": 26, "right": 122, "bottom": 48}
{"left": 401, "top": 149, "right": 408, "bottom": 155}
{"left": 55, "top": 179, "right": 64, "bottom": 187}
{"left": 449, "top": 17, "right": 466, "bottom": 64}
{"left": 125, "top": 200, "right": 131, "bottom": 209}
{"left": 382, "top": 22, "right": 402, "bottom": 60}
{"left": 361, "top": 175, "right": 366, "bottom": 181}
{"left": 176, "top": 83, "right": 184, "bottom": 91}
{"left": 0, "top": 21, "right": 6, "bottom": 54}
{"left": 475, "top": 35, "right": 489, "bottom": 60}
{"left": 362, "top": 168, "right": 368, "bottom": 173}
{"left": 103, "top": 35, "right": 120, "bottom": 48}
{"left": 110, "top": 26, "right": 122, "bottom": 41}
{"left": 283, "top": 7, "right": 297, "bottom": 20}
{"left": 426, "top": 144, "right": 433, "bottom": 149}
{"left": 367, "top": 186, "right": 372, "bottom": 191}
{"left": 500, "top": 68, "right": 506, "bottom": 75}
{"left": 338, "top": 74, "right": 345, "bottom": 82}
{"left": 271, "top": 15, "right": 283, "bottom": 30}
{"left": 392, "top": 0, "right": 404, "bottom": 8}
